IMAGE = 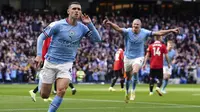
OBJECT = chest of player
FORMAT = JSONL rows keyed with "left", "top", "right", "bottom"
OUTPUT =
{"left": 168, "top": 51, "right": 175, "bottom": 59}
{"left": 127, "top": 32, "right": 146, "bottom": 44}
{"left": 56, "top": 25, "right": 83, "bottom": 41}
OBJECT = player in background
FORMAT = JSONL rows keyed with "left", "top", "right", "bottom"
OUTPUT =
{"left": 161, "top": 40, "right": 176, "bottom": 94}
{"left": 103, "top": 18, "right": 179, "bottom": 103}
{"left": 29, "top": 37, "right": 53, "bottom": 102}
{"left": 108, "top": 44, "right": 125, "bottom": 91}
{"left": 143, "top": 36, "right": 170, "bottom": 96}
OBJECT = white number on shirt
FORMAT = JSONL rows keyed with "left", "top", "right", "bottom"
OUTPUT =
{"left": 153, "top": 47, "right": 161, "bottom": 56}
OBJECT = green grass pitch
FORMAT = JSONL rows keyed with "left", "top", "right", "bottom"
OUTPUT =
{"left": 0, "top": 84, "right": 200, "bottom": 112}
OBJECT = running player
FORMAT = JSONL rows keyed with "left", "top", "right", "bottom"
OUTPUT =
{"left": 108, "top": 44, "right": 125, "bottom": 91}
{"left": 161, "top": 40, "right": 176, "bottom": 94}
{"left": 35, "top": 2, "right": 101, "bottom": 111}
{"left": 29, "top": 37, "right": 77, "bottom": 102}
{"left": 103, "top": 18, "right": 179, "bottom": 103}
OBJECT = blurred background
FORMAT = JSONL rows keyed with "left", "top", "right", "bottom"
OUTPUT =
{"left": 0, "top": 0, "right": 200, "bottom": 84}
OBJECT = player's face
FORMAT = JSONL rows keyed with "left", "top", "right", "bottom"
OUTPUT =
{"left": 167, "top": 42, "right": 173, "bottom": 50}
{"left": 68, "top": 4, "right": 82, "bottom": 19}
{"left": 132, "top": 20, "right": 141, "bottom": 33}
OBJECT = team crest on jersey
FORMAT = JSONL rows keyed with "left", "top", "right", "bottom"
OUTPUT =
{"left": 69, "top": 30, "right": 75, "bottom": 36}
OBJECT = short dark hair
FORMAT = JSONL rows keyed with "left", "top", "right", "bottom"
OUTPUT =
{"left": 154, "top": 36, "right": 162, "bottom": 41}
{"left": 68, "top": 1, "right": 81, "bottom": 8}
{"left": 119, "top": 44, "right": 124, "bottom": 49}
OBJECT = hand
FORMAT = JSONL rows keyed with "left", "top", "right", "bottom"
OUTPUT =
{"left": 103, "top": 18, "right": 112, "bottom": 25}
{"left": 34, "top": 56, "right": 43, "bottom": 69}
{"left": 171, "top": 28, "right": 180, "bottom": 34}
{"left": 81, "top": 13, "right": 91, "bottom": 24}
{"left": 142, "top": 64, "right": 146, "bottom": 70}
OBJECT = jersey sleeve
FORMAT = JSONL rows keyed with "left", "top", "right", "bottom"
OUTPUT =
{"left": 163, "top": 45, "right": 167, "bottom": 54}
{"left": 82, "top": 23, "right": 90, "bottom": 37}
{"left": 122, "top": 28, "right": 129, "bottom": 36}
{"left": 120, "top": 50, "right": 124, "bottom": 61}
{"left": 142, "top": 28, "right": 153, "bottom": 38}
{"left": 147, "top": 45, "right": 152, "bottom": 56}
{"left": 42, "top": 38, "right": 51, "bottom": 60}
{"left": 43, "top": 21, "right": 59, "bottom": 37}
{"left": 82, "top": 22, "right": 101, "bottom": 42}
{"left": 147, "top": 45, "right": 151, "bottom": 52}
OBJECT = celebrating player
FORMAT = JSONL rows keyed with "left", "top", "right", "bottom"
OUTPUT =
{"left": 35, "top": 1, "right": 101, "bottom": 111}
{"left": 103, "top": 18, "right": 179, "bottom": 103}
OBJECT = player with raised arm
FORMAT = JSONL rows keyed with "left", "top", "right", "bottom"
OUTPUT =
{"left": 108, "top": 44, "right": 125, "bottom": 91}
{"left": 103, "top": 18, "right": 179, "bottom": 103}
{"left": 143, "top": 36, "right": 170, "bottom": 96}
{"left": 161, "top": 40, "right": 176, "bottom": 94}
{"left": 35, "top": 2, "right": 101, "bottom": 112}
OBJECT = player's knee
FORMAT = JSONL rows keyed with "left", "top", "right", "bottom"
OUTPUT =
{"left": 40, "top": 92, "right": 50, "bottom": 99}
{"left": 57, "top": 88, "right": 66, "bottom": 96}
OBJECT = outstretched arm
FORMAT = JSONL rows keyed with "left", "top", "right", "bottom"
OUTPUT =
{"left": 153, "top": 28, "right": 180, "bottom": 36}
{"left": 103, "top": 19, "right": 123, "bottom": 33}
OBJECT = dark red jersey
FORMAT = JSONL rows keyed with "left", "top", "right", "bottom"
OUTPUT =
{"left": 148, "top": 41, "right": 167, "bottom": 69}
{"left": 113, "top": 48, "right": 124, "bottom": 70}
{"left": 42, "top": 37, "right": 51, "bottom": 61}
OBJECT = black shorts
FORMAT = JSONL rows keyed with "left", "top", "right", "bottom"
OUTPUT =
{"left": 113, "top": 69, "right": 124, "bottom": 79}
{"left": 149, "top": 68, "right": 163, "bottom": 79}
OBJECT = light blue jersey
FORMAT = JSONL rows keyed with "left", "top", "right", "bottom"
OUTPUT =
{"left": 37, "top": 19, "right": 101, "bottom": 64}
{"left": 122, "top": 28, "right": 152, "bottom": 59}
{"left": 164, "top": 49, "right": 176, "bottom": 66}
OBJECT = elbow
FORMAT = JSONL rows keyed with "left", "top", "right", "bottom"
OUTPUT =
{"left": 157, "top": 33, "right": 163, "bottom": 36}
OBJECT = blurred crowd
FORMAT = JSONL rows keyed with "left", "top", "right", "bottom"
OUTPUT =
{"left": 0, "top": 10, "right": 200, "bottom": 84}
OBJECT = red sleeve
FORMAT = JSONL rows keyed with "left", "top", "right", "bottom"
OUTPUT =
{"left": 120, "top": 50, "right": 124, "bottom": 60}
{"left": 42, "top": 38, "right": 51, "bottom": 60}
{"left": 147, "top": 45, "right": 152, "bottom": 55}
{"left": 162, "top": 44, "right": 167, "bottom": 54}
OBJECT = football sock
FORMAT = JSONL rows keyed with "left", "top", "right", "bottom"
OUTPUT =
{"left": 149, "top": 78, "right": 154, "bottom": 92}
{"left": 120, "top": 79, "right": 125, "bottom": 89}
{"left": 125, "top": 79, "right": 131, "bottom": 94}
{"left": 157, "top": 79, "right": 162, "bottom": 88}
{"left": 33, "top": 86, "right": 38, "bottom": 93}
{"left": 162, "top": 79, "right": 168, "bottom": 90}
{"left": 48, "top": 95, "right": 63, "bottom": 112}
{"left": 69, "top": 83, "right": 74, "bottom": 89}
{"left": 111, "top": 76, "right": 118, "bottom": 87}
{"left": 132, "top": 74, "right": 138, "bottom": 91}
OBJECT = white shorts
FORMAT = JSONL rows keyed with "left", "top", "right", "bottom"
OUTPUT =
{"left": 124, "top": 57, "right": 144, "bottom": 72}
{"left": 39, "top": 60, "right": 73, "bottom": 84}
{"left": 163, "top": 66, "right": 172, "bottom": 76}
